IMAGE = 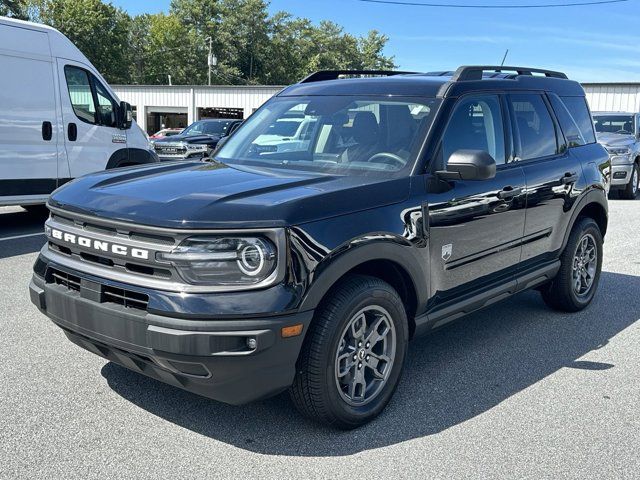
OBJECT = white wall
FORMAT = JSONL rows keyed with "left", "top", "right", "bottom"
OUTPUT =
{"left": 583, "top": 84, "right": 640, "bottom": 112}
{"left": 112, "top": 85, "right": 283, "bottom": 132}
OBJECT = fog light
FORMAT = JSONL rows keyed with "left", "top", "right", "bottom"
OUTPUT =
{"left": 246, "top": 338, "right": 257, "bottom": 349}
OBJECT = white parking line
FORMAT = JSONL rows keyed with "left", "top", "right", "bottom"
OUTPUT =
{"left": 0, "top": 232, "right": 45, "bottom": 242}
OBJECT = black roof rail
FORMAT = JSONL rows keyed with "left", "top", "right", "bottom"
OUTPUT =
{"left": 299, "top": 70, "right": 418, "bottom": 84}
{"left": 451, "top": 65, "right": 568, "bottom": 81}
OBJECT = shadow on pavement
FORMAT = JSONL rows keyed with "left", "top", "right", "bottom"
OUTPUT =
{"left": 0, "top": 208, "right": 47, "bottom": 259}
{"left": 102, "top": 271, "right": 639, "bottom": 457}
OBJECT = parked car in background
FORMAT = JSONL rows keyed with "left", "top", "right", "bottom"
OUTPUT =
{"left": 31, "top": 66, "right": 609, "bottom": 428}
{"left": 593, "top": 111, "right": 639, "bottom": 199}
{"left": 149, "top": 128, "right": 183, "bottom": 140}
{"left": 152, "top": 118, "right": 242, "bottom": 161}
{"left": 0, "top": 17, "right": 156, "bottom": 209}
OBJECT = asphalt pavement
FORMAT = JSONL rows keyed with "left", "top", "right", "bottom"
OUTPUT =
{"left": 0, "top": 201, "right": 638, "bottom": 479}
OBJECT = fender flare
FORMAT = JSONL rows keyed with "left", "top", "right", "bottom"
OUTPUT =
{"left": 561, "top": 188, "right": 608, "bottom": 251}
{"left": 106, "top": 148, "right": 159, "bottom": 169}
{"left": 298, "top": 239, "right": 429, "bottom": 313}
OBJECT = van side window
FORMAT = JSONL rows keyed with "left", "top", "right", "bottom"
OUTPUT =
{"left": 94, "top": 81, "right": 117, "bottom": 128}
{"left": 64, "top": 66, "right": 96, "bottom": 124}
{"left": 440, "top": 95, "right": 506, "bottom": 167}
{"left": 509, "top": 94, "right": 558, "bottom": 160}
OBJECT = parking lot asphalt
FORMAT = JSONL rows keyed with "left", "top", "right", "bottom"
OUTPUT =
{"left": 0, "top": 201, "right": 638, "bottom": 480}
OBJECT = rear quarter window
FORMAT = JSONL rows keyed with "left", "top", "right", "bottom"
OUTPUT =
{"left": 560, "top": 96, "right": 597, "bottom": 145}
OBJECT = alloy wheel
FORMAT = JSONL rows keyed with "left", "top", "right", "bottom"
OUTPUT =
{"left": 334, "top": 306, "right": 396, "bottom": 407}
{"left": 572, "top": 233, "right": 598, "bottom": 297}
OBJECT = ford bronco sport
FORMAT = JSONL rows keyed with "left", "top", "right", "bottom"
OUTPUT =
{"left": 30, "top": 66, "right": 609, "bottom": 429}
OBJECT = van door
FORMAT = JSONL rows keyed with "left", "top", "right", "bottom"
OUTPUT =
{"left": 0, "top": 24, "right": 59, "bottom": 204}
{"left": 57, "top": 59, "right": 126, "bottom": 177}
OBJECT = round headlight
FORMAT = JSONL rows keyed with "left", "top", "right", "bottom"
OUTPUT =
{"left": 238, "top": 243, "right": 265, "bottom": 276}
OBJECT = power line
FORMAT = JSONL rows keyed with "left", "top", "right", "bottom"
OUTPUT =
{"left": 357, "top": 0, "right": 628, "bottom": 8}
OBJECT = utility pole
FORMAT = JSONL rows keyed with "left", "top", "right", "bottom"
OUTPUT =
{"left": 205, "top": 36, "right": 217, "bottom": 86}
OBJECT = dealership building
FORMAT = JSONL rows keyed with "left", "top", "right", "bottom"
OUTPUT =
{"left": 112, "top": 82, "right": 640, "bottom": 136}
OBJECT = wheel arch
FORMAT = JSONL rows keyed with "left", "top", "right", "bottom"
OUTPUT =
{"left": 562, "top": 190, "right": 608, "bottom": 250}
{"left": 298, "top": 241, "right": 428, "bottom": 339}
{"left": 106, "top": 148, "right": 159, "bottom": 169}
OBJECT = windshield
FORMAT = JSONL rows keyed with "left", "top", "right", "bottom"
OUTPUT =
{"left": 593, "top": 115, "right": 635, "bottom": 135}
{"left": 182, "top": 120, "right": 233, "bottom": 136}
{"left": 216, "top": 95, "right": 440, "bottom": 175}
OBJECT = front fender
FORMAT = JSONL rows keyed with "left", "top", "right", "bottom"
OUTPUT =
{"left": 297, "top": 235, "right": 429, "bottom": 313}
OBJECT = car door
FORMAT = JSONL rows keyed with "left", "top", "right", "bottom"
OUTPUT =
{"left": 427, "top": 94, "right": 527, "bottom": 304}
{"left": 57, "top": 59, "right": 126, "bottom": 177}
{"left": 507, "top": 92, "right": 583, "bottom": 269}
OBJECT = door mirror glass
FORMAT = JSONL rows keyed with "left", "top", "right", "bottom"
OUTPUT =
{"left": 437, "top": 149, "right": 497, "bottom": 181}
{"left": 119, "top": 101, "right": 133, "bottom": 129}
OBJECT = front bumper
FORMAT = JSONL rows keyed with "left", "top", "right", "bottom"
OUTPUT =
{"left": 29, "top": 271, "right": 313, "bottom": 405}
{"left": 610, "top": 163, "right": 634, "bottom": 187}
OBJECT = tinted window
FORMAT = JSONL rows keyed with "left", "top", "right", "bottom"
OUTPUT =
{"left": 64, "top": 66, "right": 95, "bottom": 124}
{"left": 549, "top": 94, "right": 584, "bottom": 148}
{"left": 562, "top": 96, "right": 596, "bottom": 143}
{"left": 441, "top": 95, "right": 506, "bottom": 166}
{"left": 182, "top": 120, "right": 232, "bottom": 136}
{"left": 510, "top": 94, "right": 557, "bottom": 160}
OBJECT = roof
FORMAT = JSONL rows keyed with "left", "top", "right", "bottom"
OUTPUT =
{"left": 279, "top": 67, "right": 585, "bottom": 99}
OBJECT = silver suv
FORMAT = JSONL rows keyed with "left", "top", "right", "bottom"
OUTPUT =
{"left": 593, "top": 111, "right": 640, "bottom": 199}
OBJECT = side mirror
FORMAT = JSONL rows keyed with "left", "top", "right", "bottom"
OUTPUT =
{"left": 436, "top": 149, "right": 497, "bottom": 181}
{"left": 215, "top": 136, "right": 230, "bottom": 150}
{"left": 118, "top": 101, "right": 133, "bottom": 130}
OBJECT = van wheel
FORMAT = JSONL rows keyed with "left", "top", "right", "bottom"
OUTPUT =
{"left": 289, "top": 275, "right": 408, "bottom": 429}
{"left": 541, "top": 217, "right": 603, "bottom": 312}
{"left": 619, "top": 162, "right": 639, "bottom": 199}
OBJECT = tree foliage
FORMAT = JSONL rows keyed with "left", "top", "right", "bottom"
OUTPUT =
{"left": 17, "top": 0, "right": 396, "bottom": 85}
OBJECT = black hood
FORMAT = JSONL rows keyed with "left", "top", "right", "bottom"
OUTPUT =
{"left": 154, "top": 133, "right": 222, "bottom": 145}
{"left": 49, "top": 162, "right": 410, "bottom": 229}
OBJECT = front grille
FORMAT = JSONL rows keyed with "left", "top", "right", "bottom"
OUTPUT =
{"left": 103, "top": 286, "right": 149, "bottom": 310}
{"left": 49, "top": 269, "right": 81, "bottom": 292}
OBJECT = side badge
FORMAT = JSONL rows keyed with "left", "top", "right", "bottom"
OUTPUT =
{"left": 442, "top": 243, "right": 452, "bottom": 262}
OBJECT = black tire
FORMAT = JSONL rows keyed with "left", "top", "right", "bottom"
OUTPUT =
{"left": 541, "top": 217, "right": 603, "bottom": 312}
{"left": 289, "top": 274, "right": 409, "bottom": 429}
{"left": 619, "top": 162, "right": 639, "bottom": 200}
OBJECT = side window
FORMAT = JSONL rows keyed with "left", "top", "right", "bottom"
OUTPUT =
{"left": 64, "top": 66, "right": 96, "bottom": 124}
{"left": 509, "top": 94, "right": 558, "bottom": 160}
{"left": 560, "top": 96, "right": 597, "bottom": 144}
{"left": 440, "top": 95, "right": 506, "bottom": 167}
{"left": 548, "top": 94, "right": 585, "bottom": 148}
{"left": 94, "top": 80, "right": 117, "bottom": 128}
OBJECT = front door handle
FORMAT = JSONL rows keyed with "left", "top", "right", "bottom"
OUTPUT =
{"left": 561, "top": 172, "right": 579, "bottom": 185}
{"left": 41, "top": 121, "right": 52, "bottom": 141}
{"left": 497, "top": 186, "right": 523, "bottom": 200}
{"left": 67, "top": 122, "right": 77, "bottom": 142}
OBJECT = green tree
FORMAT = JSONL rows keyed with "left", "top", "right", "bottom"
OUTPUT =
{"left": 39, "top": 0, "right": 132, "bottom": 83}
{"left": 0, "top": 0, "right": 29, "bottom": 19}
{"left": 358, "top": 30, "right": 396, "bottom": 70}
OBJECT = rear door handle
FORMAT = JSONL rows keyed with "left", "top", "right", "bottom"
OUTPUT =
{"left": 561, "top": 172, "right": 579, "bottom": 184}
{"left": 497, "top": 186, "right": 522, "bottom": 200}
{"left": 41, "top": 121, "right": 52, "bottom": 141}
{"left": 67, "top": 122, "right": 77, "bottom": 142}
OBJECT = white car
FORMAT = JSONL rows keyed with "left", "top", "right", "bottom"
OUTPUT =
{"left": 0, "top": 17, "right": 154, "bottom": 208}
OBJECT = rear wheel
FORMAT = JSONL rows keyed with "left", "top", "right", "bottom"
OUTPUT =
{"left": 290, "top": 275, "right": 408, "bottom": 429}
{"left": 541, "top": 217, "right": 603, "bottom": 312}
{"left": 619, "top": 162, "right": 639, "bottom": 200}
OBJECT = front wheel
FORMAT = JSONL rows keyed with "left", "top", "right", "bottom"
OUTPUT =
{"left": 541, "top": 217, "right": 603, "bottom": 312}
{"left": 619, "top": 162, "right": 639, "bottom": 200}
{"left": 289, "top": 275, "right": 408, "bottom": 429}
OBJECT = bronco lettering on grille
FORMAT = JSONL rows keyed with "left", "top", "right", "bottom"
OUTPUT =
{"left": 48, "top": 228, "right": 150, "bottom": 260}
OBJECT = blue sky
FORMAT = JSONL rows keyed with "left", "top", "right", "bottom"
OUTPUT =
{"left": 112, "top": 0, "right": 640, "bottom": 82}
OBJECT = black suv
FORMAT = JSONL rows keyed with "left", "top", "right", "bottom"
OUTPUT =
{"left": 30, "top": 66, "right": 609, "bottom": 429}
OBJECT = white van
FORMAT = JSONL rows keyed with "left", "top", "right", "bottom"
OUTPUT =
{"left": 0, "top": 17, "right": 155, "bottom": 208}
